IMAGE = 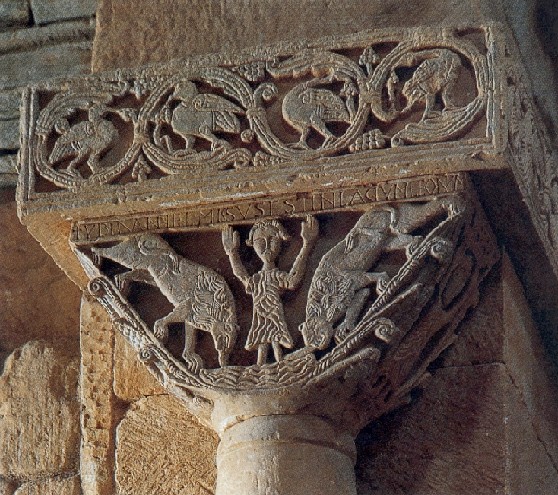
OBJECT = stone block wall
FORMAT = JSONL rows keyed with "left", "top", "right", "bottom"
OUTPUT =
{"left": 0, "top": 0, "right": 96, "bottom": 187}
{"left": 0, "top": 2, "right": 94, "bottom": 493}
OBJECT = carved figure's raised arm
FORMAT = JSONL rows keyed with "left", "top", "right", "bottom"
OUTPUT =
{"left": 286, "top": 216, "right": 319, "bottom": 289}
{"left": 222, "top": 226, "right": 250, "bottom": 288}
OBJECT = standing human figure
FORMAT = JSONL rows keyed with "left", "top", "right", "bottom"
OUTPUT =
{"left": 222, "top": 216, "right": 318, "bottom": 365}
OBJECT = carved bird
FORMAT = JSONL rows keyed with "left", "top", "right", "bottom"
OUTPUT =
{"left": 399, "top": 49, "right": 462, "bottom": 120}
{"left": 282, "top": 81, "right": 351, "bottom": 149}
{"left": 162, "top": 81, "right": 244, "bottom": 151}
{"left": 49, "top": 105, "right": 118, "bottom": 175}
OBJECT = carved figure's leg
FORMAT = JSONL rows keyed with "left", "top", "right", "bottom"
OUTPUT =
{"left": 441, "top": 84, "right": 456, "bottom": 110}
{"left": 290, "top": 126, "right": 310, "bottom": 149}
{"left": 114, "top": 268, "right": 155, "bottom": 295}
{"left": 183, "top": 135, "right": 195, "bottom": 150}
{"left": 257, "top": 344, "right": 268, "bottom": 366}
{"left": 87, "top": 153, "right": 102, "bottom": 173}
{"left": 310, "top": 115, "right": 335, "bottom": 146}
{"left": 67, "top": 155, "right": 82, "bottom": 174}
{"left": 423, "top": 93, "right": 437, "bottom": 120}
{"left": 272, "top": 342, "right": 283, "bottom": 362}
{"left": 199, "top": 125, "right": 228, "bottom": 150}
{"left": 153, "top": 303, "right": 190, "bottom": 343}
{"left": 356, "top": 271, "right": 390, "bottom": 294}
{"left": 217, "top": 348, "right": 228, "bottom": 368}
{"left": 162, "top": 135, "right": 174, "bottom": 153}
{"left": 182, "top": 322, "right": 204, "bottom": 372}
{"left": 334, "top": 288, "right": 370, "bottom": 344}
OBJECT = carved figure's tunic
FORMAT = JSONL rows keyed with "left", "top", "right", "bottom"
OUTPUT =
{"left": 245, "top": 269, "right": 293, "bottom": 350}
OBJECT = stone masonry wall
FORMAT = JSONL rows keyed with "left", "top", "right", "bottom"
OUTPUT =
{"left": 0, "top": 2, "right": 95, "bottom": 493}
{"left": 0, "top": 0, "right": 96, "bottom": 187}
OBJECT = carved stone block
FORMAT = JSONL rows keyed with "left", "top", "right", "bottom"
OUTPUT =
{"left": 0, "top": 342, "right": 79, "bottom": 480}
{"left": 19, "top": 26, "right": 502, "bottom": 212}
{"left": 13, "top": 476, "right": 81, "bottom": 495}
{"left": 115, "top": 395, "right": 217, "bottom": 495}
{"left": 113, "top": 331, "right": 166, "bottom": 401}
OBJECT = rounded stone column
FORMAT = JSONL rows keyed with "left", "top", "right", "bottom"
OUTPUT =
{"left": 215, "top": 415, "right": 357, "bottom": 495}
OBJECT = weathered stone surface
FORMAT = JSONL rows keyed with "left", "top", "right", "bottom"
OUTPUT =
{"left": 437, "top": 261, "right": 504, "bottom": 367}
{"left": 113, "top": 331, "right": 166, "bottom": 401}
{"left": 13, "top": 476, "right": 80, "bottom": 495}
{"left": 0, "top": 155, "right": 18, "bottom": 187}
{"left": 506, "top": 367, "right": 558, "bottom": 494}
{"left": 501, "top": 255, "right": 558, "bottom": 470}
{"left": 0, "top": 121, "right": 19, "bottom": 150}
{"left": 0, "top": 342, "right": 79, "bottom": 480}
{"left": 115, "top": 394, "right": 218, "bottom": 495}
{"left": 0, "top": 0, "right": 29, "bottom": 28}
{"left": 93, "top": 0, "right": 499, "bottom": 71}
{"left": 0, "top": 42, "right": 91, "bottom": 90}
{"left": 0, "top": 191, "right": 81, "bottom": 357}
{"left": 355, "top": 364, "right": 508, "bottom": 494}
{"left": 0, "top": 90, "right": 22, "bottom": 121}
{"left": 79, "top": 296, "right": 115, "bottom": 495}
{"left": 30, "top": 0, "right": 96, "bottom": 25}
{"left": 0, "top": 20, "right": 93, "bottom": 55}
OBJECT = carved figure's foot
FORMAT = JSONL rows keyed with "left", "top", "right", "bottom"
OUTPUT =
{"left": 376, "top": 273, "right": 390, "bottom": 294}
{"left": 421, "top": 109, "right": 442, "bottom": 121}
{"left": 182, "top": 352, "right": 204, "bottom": 373}
{"left": 321, "top": 135, "right": 336, "bottom": 148}
{"left": 153, "top": 320, "right": 169, "bottom": 342}
{"left": 406, "top": 236, "right": 424, "bottom": 258}
{"left": 210, "top": 139, "right": 231, "bottom": 151}
{"left": 288, "top": 140, "right": 310, "bottom": 150}
{"left": 217, "top": 350, "right": 229, "bottom": 368}
{"left": 334, "top": 324, "right": 352, "bottom": 345}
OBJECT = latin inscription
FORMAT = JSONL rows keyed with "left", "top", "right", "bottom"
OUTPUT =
{"left": 72, "top": 174, "right": 465, "bottom": 243}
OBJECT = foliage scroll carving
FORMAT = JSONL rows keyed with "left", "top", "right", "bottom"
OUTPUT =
{"left": 24, "top": 27, "right": 493, "bottom": 192}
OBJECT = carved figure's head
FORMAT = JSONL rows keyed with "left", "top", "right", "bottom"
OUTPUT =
{"left": 91, "top": 234, "right": 174, "bottom": 270}
{"left": 136, "top": 234, "right": 173, "bottom": 257}
{"left": 299, "top": 317, "right": 334, "bottom": 350}
{"left": 174, "top": 81, "right": 199, "bottom": 100}
{"left": 212, "top": 321, "right": 239, "bottom": 367}
{"left": 247, "top": 220, "right": 289, "bottom": 265}
{"left": 91, "top": 237, "right": 144, "bottom": 269}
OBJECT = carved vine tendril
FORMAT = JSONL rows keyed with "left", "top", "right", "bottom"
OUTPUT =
{"left": 32, "top": 33, "right": 489, "bottom": 189}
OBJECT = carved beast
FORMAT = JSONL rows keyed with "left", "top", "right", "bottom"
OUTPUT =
{"left": 92, "top": 234, "right": 238, "bottom": 370}
{"left": 300, "top": 198, "right": 456, "bottom": 349}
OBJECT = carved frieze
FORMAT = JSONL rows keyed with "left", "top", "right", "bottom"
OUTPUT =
{"left": 75, "top": 178, "right": 498, "bottom": 432}
{"left": 19, "top": 25, "right": 504, "bottom": 214}
{"left": 503, "top": 49, "right": 558, "bottom": 275}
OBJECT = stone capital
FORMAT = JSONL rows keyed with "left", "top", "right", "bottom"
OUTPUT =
{"left": 15, "top": 22, "right": 555, "bottom": 495}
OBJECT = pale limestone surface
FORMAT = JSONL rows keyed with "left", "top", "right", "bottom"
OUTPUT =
{"left": 79, "top": 296, "right": 115, "bottom": 495}
{"left": 13, "top": 476, "right": 81, "bottom": 495}
{"left": 115, "top": 395, "right": 218, "bottom": 495}
{"left": 0, "top": 192, "right": 81, "bottom": 360}
{"left": 113, "top": 331, "right": 166, "bottom": 401}
{"left": 93, "top": 0, "right": 499, "bottom": 72}
{"left": 30, "top": 0, "right": 96, "bottom": 25}
{"left": 0, "top": 341, "right": 79, "bottom": 480}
